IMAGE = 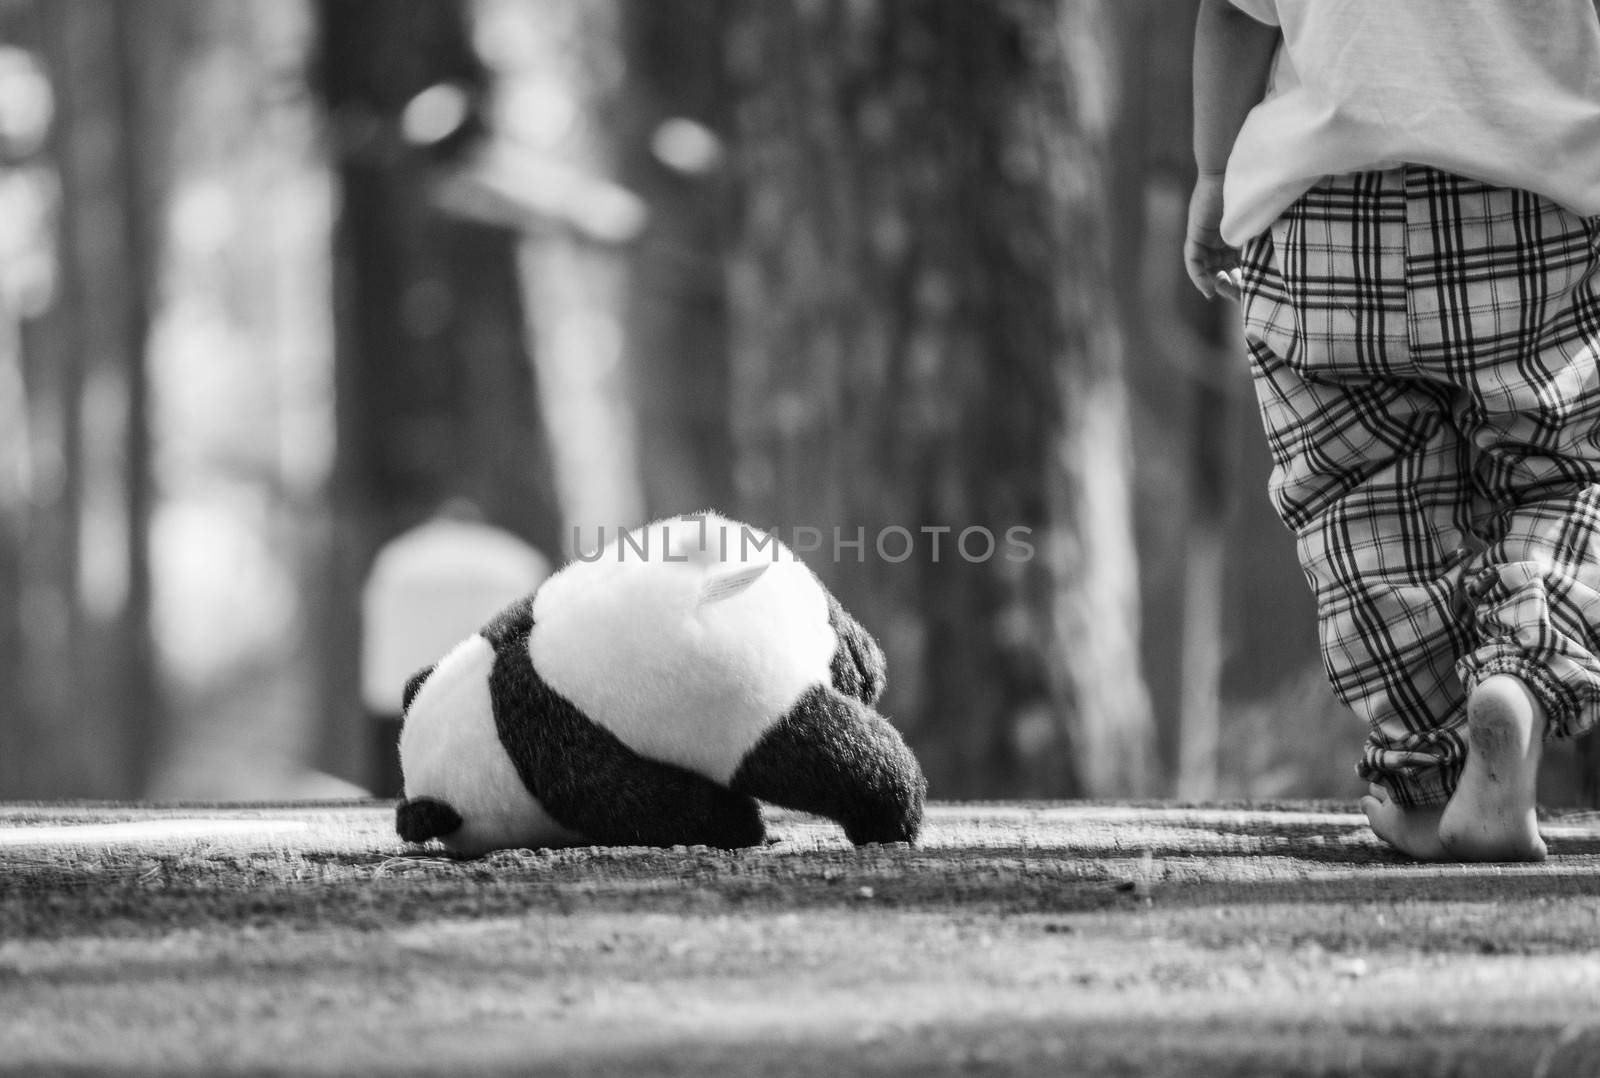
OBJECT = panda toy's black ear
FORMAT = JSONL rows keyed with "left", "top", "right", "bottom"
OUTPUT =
{"left": 402, "top": 664, "right": 436, "bottom": 712}
{"left": 825, "top": 592, "right": 887, "bottom": 705}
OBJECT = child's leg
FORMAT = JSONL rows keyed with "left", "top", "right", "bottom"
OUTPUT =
{"left": 1441, "top": 486, "right": 1600, "bottom": 860}
{"left": 1439, "top": 675, "right": 1547, "bottom": 860}
{"left": 1267, "top": 365, "right": 1474, "bottom": 858}
{"left": 1240, "top": 172, "right": 1479, "bottom": 857}
{"left": 1411, "top": 174, "right": 1600, "bottom": 858}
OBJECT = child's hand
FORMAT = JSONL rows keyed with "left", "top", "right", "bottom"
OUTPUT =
{"left": 1185, "top": 171, "right": 1243, "bottom": 302}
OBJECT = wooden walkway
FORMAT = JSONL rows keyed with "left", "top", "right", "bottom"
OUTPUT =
{"left": 4, "top": 800, "right": 1600, "bottom": 1076}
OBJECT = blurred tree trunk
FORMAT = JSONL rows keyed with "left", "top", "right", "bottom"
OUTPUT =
{"left": 616, "top": 0, "right": 735, "bottom": 517}
{"left": 1172, "top": 287, "right": 1232, "bottom": 799}
{"left": 0, "top": 220, "right": 26, "bottom": 798}
{"left": 11, "top": 0, "right": 180, "bottom": 796}
{"left": 1112, "top": 0, "right": 1235, "bottom": 798}
{"left": 0, "top": 2, "right": 38, "bottom": 795}
{"left": 1585, "top": 718, "right": 1600, "bottom": 805}
{"left": 313, "top": 0, "right": 563, "bottom": 785}
{"left": 724, "top": 0, "right": 1157, "bottom": 797}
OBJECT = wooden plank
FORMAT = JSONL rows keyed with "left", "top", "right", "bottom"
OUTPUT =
{"left": 4, "top": 801, "right": 1600, "bottom": 1075}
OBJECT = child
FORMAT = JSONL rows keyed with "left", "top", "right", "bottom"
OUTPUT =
{"left": 1187, "top": 0, "right": 1600, "bottom": 860}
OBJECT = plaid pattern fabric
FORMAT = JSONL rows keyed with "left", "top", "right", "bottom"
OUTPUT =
{"left": 1240, "top": 166, "right": 1600, "bottom": 806}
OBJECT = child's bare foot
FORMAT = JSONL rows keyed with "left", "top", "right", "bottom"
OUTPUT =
{"left": 1360, "top": 784, "right": 1446, "bottom": 859}
{"left": 1437, "top": 675, "right": 1548, "bottom": 862}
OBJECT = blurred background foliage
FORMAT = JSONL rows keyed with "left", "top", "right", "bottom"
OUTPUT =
{"left": 0, "top": 0, "right": 1589, "bottom": 805}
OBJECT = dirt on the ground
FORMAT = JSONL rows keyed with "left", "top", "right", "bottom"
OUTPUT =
{"left": 4, "top": 800, "right": 1600, "bottom": 1076}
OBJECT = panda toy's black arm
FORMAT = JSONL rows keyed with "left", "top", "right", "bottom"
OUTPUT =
{"left": 730, "top": 684, "right": 925, "bottom": 845}
{"left": 723, "top": 579, "right": 921, "bottom": 845}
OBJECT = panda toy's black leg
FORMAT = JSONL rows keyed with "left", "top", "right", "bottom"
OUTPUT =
{"left": 730, "top": 685, "right": 925, "bottom": 845}
{"left": 824, "top": 590, "right": 887, "bottom": 706}
{"left": 538, "top": 748, "right": 770, "bottom": 851}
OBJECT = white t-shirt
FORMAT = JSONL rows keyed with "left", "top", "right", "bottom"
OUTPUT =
{"left": 1221, "top": 0, "right": 1600, "bottom": 245}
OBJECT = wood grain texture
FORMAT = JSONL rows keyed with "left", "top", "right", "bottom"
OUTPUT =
{"left": 4, "top": 801, "right": 1600, "bottom": 1075}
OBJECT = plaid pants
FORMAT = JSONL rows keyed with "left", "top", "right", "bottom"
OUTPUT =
{"left": 1240, "top": 166, "right": 1600, "bottom": 806}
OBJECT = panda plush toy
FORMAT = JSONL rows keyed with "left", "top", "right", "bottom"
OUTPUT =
{"left": 394, "top": 511, "right": 926, "bottom": 855}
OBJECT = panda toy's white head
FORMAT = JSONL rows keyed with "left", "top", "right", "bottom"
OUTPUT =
{"left": 396, "top": 511, "right": 924, "bottom": 854}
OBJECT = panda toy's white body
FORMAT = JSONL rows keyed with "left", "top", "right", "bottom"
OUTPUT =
{"left": 530, "top": 516, "right": 837, "bottom": 786}
{"left": 396, "top": 512, "right": 925, "bottom": 855}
